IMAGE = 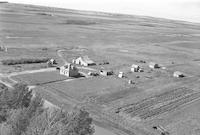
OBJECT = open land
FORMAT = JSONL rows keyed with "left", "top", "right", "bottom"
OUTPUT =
{"left": 1, "top": 2, "right": 200, "bottom": 135}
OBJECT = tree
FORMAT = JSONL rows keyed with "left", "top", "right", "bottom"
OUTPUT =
{"left": 62, "top": 109, "right": 94, "bottom": 135}
{"left": 0, "top": 83, "right": 33, "bottom": 123}
{"left": 0, "top": 83, "right": 94, "bottom": 135}
{"left": 11, "top": 83, "right": 33, "bottom": 109}
{"left": 25, "top": 108, "right": 94, "bottom": 135}
{"left": 5, "top": 93, "right": 44, "bottom": 135}
{"left": 7, "top": 108, "right": 29, "bottom": 135}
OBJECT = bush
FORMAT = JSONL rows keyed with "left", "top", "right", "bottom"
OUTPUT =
{"left": 0, "top": 83, "right": 7, "bottom": 90}
{"left": 1, "top": 58, "right": 49, "bottom": 65}
{"left": 0, "top": 84, "right": 33, "bottom": 123}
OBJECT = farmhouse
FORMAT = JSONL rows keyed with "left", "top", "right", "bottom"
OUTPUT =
{"left": 72, "top": 56, "right": 96, "bottom": 66}
{"left": 100, "top": 70, "right": 113, "bottom": 76}
{"left": 173, "top": 71, "right": 184, "bottom": 78}
{"left": 60, "top": 63, "right": 79, "bottom": 77}
{"left": 149, "top": 62, "right": 159, "bottom": 69}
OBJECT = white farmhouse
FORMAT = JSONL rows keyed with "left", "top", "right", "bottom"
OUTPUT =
{"left": 60, "top": 63, "right": 79, "bottom": 77}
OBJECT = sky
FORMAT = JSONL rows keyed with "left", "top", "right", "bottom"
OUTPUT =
{"left": 6, "top": 0, "right": 200, "bottom": 23}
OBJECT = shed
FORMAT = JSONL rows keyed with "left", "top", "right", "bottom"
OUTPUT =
{"left": 149, "top": 62, "right": 159, "bottom": 69}
{"left": 173, "top": 71, "right": 184, "bottom": 78}
{"left": 60, "top": 63, "right": 79, "bottom": 77}
{"left": 72, "top": 56, "right": 96, "bottom": 66}
{"left": 118, "top": 72, "right": 124, "bottom": 78}
{"left": 100, "top": 70, "right": 113, "bottom": 76}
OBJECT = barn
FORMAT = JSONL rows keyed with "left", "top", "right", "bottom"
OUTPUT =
{"left": 72, "top": 56, "right": 96, "bottom": 66}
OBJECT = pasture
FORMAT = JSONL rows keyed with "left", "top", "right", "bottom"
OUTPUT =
{"left": 11, "top": 70, "right": 69, "bottom": 85}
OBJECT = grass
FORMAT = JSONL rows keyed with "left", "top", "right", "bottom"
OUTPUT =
{"left": 36, "top": 76, "right": 125, "bottom": 101}
{"left": 11, "top": 71, "right": 69, "bottom": 85}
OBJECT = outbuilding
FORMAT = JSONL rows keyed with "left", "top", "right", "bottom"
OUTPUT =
{"left": 100, "top": 70, "right": 113, "bottom": 76}
{"left": 47, "top": 59, "right": 56, "bottom": 67}
{"left": 60, "top": 63, "right": 79, "bottom": 77}
{"left": 0, "top": 45, "right": 7, "bottom": 52}
{"left": 149, "top": 62, "right": 159, "bottom": 69}
{"left": 118, "top": 72, "right": 124, "bottom": 78}
{"left": 131, "top": 64, "right": 140, "bottom": 72}
{"left": 173, "top": 71, "right": 184, "bottom": 78}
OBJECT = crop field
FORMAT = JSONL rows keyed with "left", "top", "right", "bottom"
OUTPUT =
{"left": 115, "top": 87, "right": 200, "bottom": 120}
{"left": 11, "top": 71, "right": 69, "bottom": 85}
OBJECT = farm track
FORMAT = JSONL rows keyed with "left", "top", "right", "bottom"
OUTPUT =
{"left": 116, "top": 87, "right": 200, "bottom": 119}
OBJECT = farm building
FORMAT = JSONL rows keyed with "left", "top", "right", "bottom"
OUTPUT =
{"left": 131, "top": 64, "right": 140, "bottom": 72}
{"left": 100, "top": 70, "right": 113, "bottom": 76}
{"left": 118, "top": 72, "right": 124, "bottom": 78}
{"left": 60, "top": 63, "right": 79, "bottom": 77}
{"left": 0, "top": 45, "right": 7, "bottom": 52}
{"left": 149, "top": 62, "right": 159, "bottom": 69}
{"left": 88, "top": 72, "right": 99, "bottom": 76}
{"left": 173, "top": 71, "right": 184, "bottom": 78}
{"left": 72, "top": 56, "right": 96, "bottom": 66}
{"left": 47, "top": 59, "right": 56, "bottom": 67}
{"left": 128, "top": 80, "right": 134, "bottom": 84}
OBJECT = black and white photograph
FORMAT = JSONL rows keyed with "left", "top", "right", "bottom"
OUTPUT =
{"left": 0, "top": 0, "right": 200, "bottom": 135}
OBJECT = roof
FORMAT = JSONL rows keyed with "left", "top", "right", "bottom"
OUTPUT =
{"left": 61, "top": 64, "right": 77, "bottom": 70}
{"left": 100, "top": 69, "right": 113, "bottom": 73}
{"left": 132, "top": 64, "right": 139, "bottom": 68}
{"left": 78, "top": 56, "right": 95, "bottom": 64}
{"left": 174, "top": 71, "right": 183, "bottom": 75}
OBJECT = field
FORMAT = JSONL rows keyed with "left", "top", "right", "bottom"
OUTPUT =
{"left": 1, "top": 2, "right": 200, "bottom": 135}
{"left": 11, "top": 70, "right": 69, "bottom": 85}
{"left": 36, "top": 76, "right": 126, "bottom": 102}
{"left": 116, "top": 87, "right": 199, "bottom": 120}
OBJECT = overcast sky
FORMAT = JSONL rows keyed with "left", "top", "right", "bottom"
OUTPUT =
{"left": 6, "top": 0, "right": 200, "bottom": 23}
